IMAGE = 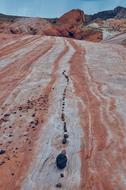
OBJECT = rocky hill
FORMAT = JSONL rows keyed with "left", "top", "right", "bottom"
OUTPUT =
{"left": 0, "top": 9, "right": 102, "bottom": 42}
{"left": 87, "top": 6, "right": 126, "bottom": 22}
{"left": 85, "top": 7, "right": 126, "bottom": 40}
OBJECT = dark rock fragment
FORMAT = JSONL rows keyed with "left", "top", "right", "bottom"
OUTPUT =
{"left": 56, "top": 151, "right": 67, "bottom": 169}
{"left": 0, "top": 149, "right": 5, "bottom": 155}
{"left": 32, "top": 113, "right": 35, "bottom": 117}
{"left": 63, "top": 123, "right": 67, "bottom": 132}
{"left": 60, "top": 173, "right": 64, "bottom": 178}
{"left": 62, "top": 138, "right": 67, "bottom": 144}
{"left": 64, "top": 134, "right": 69, "bottom": 139}
{"left": 9, "top": 134, "right": 13, "bottom": 137}
{"left": 56, "top": 183, "right": 62, "bottom": 188}
{"left": 4, "top": 113, "right": 10, "bottom": 117}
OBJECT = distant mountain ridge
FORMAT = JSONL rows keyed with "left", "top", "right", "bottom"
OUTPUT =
{"left": 86, "top": 6, "right": 126, "bottom": 22}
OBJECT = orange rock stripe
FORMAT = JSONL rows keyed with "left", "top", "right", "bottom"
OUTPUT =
{"left": 0, "top": 35, "right": 39, "bottom": 58}
{"left": 0, "top": 38, "right": 54, "bottom": 106}
{"left": 69, "top": 39, "right": 108, "bottom": 189}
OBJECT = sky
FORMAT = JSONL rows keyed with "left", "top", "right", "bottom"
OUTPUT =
{"left": 0, "top": 0, "right": 126, "bottom": 18}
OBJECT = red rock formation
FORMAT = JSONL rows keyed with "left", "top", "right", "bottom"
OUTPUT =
{"left": 0, "top": 9, "right": 102, "bottom": 42}
{"left": 54, "top": 9, "right": 102, "bottom": 41}
{"left": 58, "top": 9, "right": 85, "bottom": 26}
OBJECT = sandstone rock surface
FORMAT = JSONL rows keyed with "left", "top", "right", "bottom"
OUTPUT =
{"left": 0, "top": 34, "right": 126, "bottom": 190}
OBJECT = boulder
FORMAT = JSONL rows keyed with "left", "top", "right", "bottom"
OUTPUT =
{"left": 56, "top": 152, "right": 67, "bottom": 169}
